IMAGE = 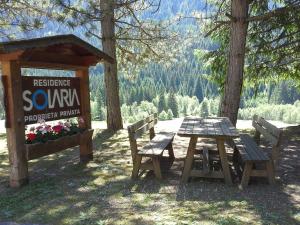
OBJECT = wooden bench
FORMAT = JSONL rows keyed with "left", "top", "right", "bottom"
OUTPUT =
{"left": 127, "top": 113, "right": 175, "bottom": 180}
{"left": 233, "top": 115, "right": 282, "bottom": 189}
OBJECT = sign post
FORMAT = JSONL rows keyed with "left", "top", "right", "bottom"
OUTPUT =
{"left": 2, "top": 61, "right": 28, "bottom": 187}
{"left": 76, "top": 68, "right": 93, "bottom": 162}
{"left": 0, "top": 35, "right": 114, "bottom": 187}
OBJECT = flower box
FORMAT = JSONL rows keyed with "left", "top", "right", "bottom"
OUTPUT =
{"left": 26, "top": 129, "right": 94, "bottom": 160}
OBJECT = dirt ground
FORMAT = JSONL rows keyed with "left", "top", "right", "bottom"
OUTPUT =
{"left": 0, "top": 120, "right": 299, "bottom": 225}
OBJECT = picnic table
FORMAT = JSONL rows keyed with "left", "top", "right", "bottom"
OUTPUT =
{"left": 178, "top": 117, "right": 239, "bottom": 184}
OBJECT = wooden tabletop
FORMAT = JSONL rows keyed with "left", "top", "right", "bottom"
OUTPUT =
{"left": 177, "top": 117, "right": 239, "bottom": 138}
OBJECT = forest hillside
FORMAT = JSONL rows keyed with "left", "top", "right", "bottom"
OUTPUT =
{"left": 0, "top": 0, "right": 299, "bottom": 124}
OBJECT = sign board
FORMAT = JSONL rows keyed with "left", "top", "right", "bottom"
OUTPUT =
{"left": 22, "top": 76, "right": 81, "bottom": 124}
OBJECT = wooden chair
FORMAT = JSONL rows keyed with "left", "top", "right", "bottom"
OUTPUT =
{"left": 127, "top": 113, "right": 175, "bottom": 180}
{"left": 233, "top": 115, "right": 282, "bottom": 189}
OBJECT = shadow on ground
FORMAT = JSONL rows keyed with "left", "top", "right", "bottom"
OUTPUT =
{"left": 0, "top": 125, "right": 299, "bottom": 225}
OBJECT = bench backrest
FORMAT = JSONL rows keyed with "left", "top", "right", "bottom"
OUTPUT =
{"left": 252, "top": 115, "right": 282, "bottom": 164}
{"left": 127, "top": 113, "right": 158, "bottom": 160}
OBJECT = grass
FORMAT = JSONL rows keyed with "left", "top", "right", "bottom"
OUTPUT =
{"left": 0, "top": 125, "right": 299, "bottom": 225}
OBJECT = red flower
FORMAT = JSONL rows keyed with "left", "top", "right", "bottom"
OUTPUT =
{"left": 52, "top": 125, "right": 63, "bottom": 133}
{"left": 26, "top": 133, "right": 36, "bottom": 141}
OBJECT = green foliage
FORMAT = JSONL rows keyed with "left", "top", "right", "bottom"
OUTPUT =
{"left": 200, "top": 98, "right": 209, "bottom": 117}
{"left": 239, "top": 101, "right": 300, "bottom": 124}
{"left": 167, "top": 109, "right": 174, "bottom": 120}
{"left": 168, "top": 92, "right": 179, "bottom": 118}
{"left": 194, "top": 77, "right": 204, "bottom": 102}
{"left": 200, "top": 0, "right": 300, "bottom": 90}
{"left": 158, "top": 92, "right": 167, "bottom": 113}
{"left": 95, "top": 86, "right": 104, "bottom": 121}
{"left": 121, "top": 101, "right": 157, "bottom": 123}
{"left": 0, "top": 0, "right": 48, "bottom": 39}
{"left": 159, "top": 110, "right": 168, "bottom": 120}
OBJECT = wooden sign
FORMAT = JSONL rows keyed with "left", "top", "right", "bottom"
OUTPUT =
{"left": 22, "top": 76, "right": 81, "bottom": 124}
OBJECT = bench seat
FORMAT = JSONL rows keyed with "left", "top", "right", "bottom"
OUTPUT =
{"left": 234, "top": 134, "right": 270, "bottom": 162}
{"left": 128, "top": 114, "right": 175, "bottom": 180}
{"left": 233, "top": 115, "right": 282, "bottom": 189}
{"left": 138, "top": 132, "right": 175, "bottom": 156}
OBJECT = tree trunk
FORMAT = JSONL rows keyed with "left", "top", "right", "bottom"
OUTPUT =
{"left": 100, "top": 0, "right": 123, "bottom": 130}
{"left": 221, "top": 0, "right": 249, "bottom": 126}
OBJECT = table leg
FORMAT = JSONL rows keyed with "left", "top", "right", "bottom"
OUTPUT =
{"left": 181, "top": 136, "right": 198, "bottom": 183}
{"left": 216, "top": 138, "right": 232, "bottom": 185}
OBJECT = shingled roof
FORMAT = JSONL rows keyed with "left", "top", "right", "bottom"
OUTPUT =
{"left": 0, "top": 34, "right": 114, "bottom": 68}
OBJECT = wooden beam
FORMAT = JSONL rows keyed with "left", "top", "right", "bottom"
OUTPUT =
{"left": 20, "top": 51, "right": 98, "bottom": 67}
{"left": 181, "top": 136, "right": 198, "bottom": 183}
{"left": 19, "top": 61, "right": 88, "bottom": 71}
{"left": 216, "top": 137, "right": 233, "bottom": 185}
{"left": 190, "top": 170, "right": 224, "bottom": 179}
{"left": 133, "top": 120, "right": 156, "bottom": 139}
{"left": 202, "top": 147, "right": 210, "bottom": 174}
{"left": 1, "top": 75, "right": 10, "bottom": 128}
{"left": 128, "top": 113, "right": 157, "bottom": 132}
{"left": 0, "top": 51, "right": 24, "bottom": 61}
{"left": 76, "top": 68, "right": 93, "bottom": 163}
{"left": 2, "top": 60, "right": 28, "bottom": 187}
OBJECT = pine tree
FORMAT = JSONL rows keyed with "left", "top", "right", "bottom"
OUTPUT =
{"left": 158, "top": 93, "right": 166, "bottom": 113}
{"left": 159, "top": 110, "right": 168, "bottom": 121}
{"left": 194, "top": 78, "right": 204, "bottom": 102}
{"left": 101, "top": 0, "right": 123, "bottom": 130}
{"left": 168, "top": 92, "right": 179, "bottom": 118}
{"left": 167, "top": 109, "right": 174, "bottom": 120}
{"left": 95, "top": 86, "right": 104, "bottom": 120}
{"left": 200, "top": 98, "right": 209, "bottom": 117}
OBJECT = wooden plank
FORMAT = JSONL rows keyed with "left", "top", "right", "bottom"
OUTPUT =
{"left": 252, "top": 115, "right": 281, "bottom": 145}
{"left": 225, "top": 117, "right": 239, "bottom": 136}
{"left": 140, "top": 159, "right": 154, "bottom": 170}
{"left": 240, "top": 162, "right": 253, "bottom": 189}
{"left": 252, "top": 122, "right": 279, "bottom": 145}
{"left": 205, "top": 119, "right": 216, "bottom": 136}
{"left": 128, "top": 127, "right": 138, "bottom": 161}
{"left": 152, "top": 156, "right": 162, "bottom": 179}
{"left": 178, "top": 117, "right": 189, "bottom": 134}
{"left": 2, "top": 60, "right": 28, "bottom": 187}
{"left": 181, "top": 136, "right": 198, "bottom": 183}
{"left": 131, "top": 154, "right": 142, "bottom": 179}
{"left": 20, "top": 52, "right": 97, "bottom": 67}
{"left": 1, "top": 75, "right": 10, "bottom": 128}
{"left": 190, "top": 170, "right": 224, "bottom": 179}
{"left": 185, "top": 117, "right": 196, "bottom": 135}
{"left": 253, "top": 115, "right": 281, "bottom": 138}
{"left": 250, "top": 169, "right": 268, "bottom": 177}
{"left": 149, "top": 126, "right": 155, "bottom": 140}
{"left": 134, "top": 120, "right": 156, "bottom": 139}
{"left": 76, "top": 69, "right": 93, "bottom": 163}
{"left": 178, "top": 117, "right": 239, "bottom": 138}
{"left": 202, "top": 147, "right": 210, "bottom": 174}
{"left": 191, "top": 118, "right": 205, "bottom": 136}
{"left": 27, "top": 134, "right": 79, "bottom": 160}
{"left": 234, "top": 137, "right": 251, "bottom": 161}
{"left": 138, "top": 133, "right": 174, "bottom": 156}
{"left": 220, "top": 118, "right": 235, "bottom": 137}
{"left": 19, "top": 60, "right": 87, "bottom": 71}
{"left": 234, "top": 134, "right": 269, "bottom": 162}
{"left": 213, "top": 121, "right": 223, "bottom": 136}
{"left": 266, "top": 161, "right": 275, "bottom": 185}
{"left": 240, "top": 134, "right": 269, "bottom": 161}
{"left": 216, "top": 137, "right": 232, "bottom": 184}
{"left": 128, "top": 113, "right": 157, "bottom": 132}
